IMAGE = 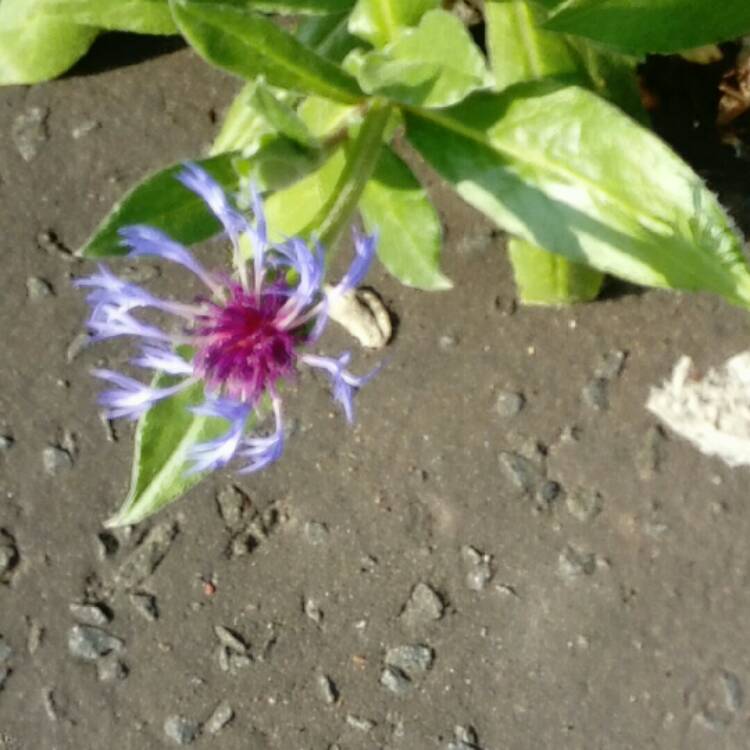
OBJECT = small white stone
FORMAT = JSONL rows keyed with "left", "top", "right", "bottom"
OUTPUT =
{"left": 326, "top": 286, "right": 391, "bottom": 349}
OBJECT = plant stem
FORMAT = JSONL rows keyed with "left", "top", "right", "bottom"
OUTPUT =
{"left": 303, "top": 100, "right": 391, "bottom": 251}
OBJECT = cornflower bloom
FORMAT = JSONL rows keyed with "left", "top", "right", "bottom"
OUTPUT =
{"left": 77, "top": 163, "right": 379, "bottom": 476}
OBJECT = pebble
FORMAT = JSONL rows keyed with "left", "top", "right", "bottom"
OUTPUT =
{"left": 218, "top": 646, "right": 252, "bottom": 673}
{"left": 164, "top": 715, "right": 201, "bottom": 745}
{"left": 594, "top": 350, "right": 627, "bottom": 380}
{"left": 380, "top": 666, "right": 411, "bottom": 695}
{"left": 535, "top": 480, "right": 562, "bottom": 511}
{"left": 61, "top": 430, "right": 78, "bottom": 458}
{"left": 438, "top": 334, "right": 459, "bottom": 350}
{"left": 214, "top": 625, "right": 248, "bottom": 654}
{"left": 69, "top": 602, "right": 111, "bottom": 627}
{"left": 558, "top": 545, "right": 597, "bottom": 581}
{"left": 385, "top": 644, "right": 434, "bottom": 676}
{"left": 96, "top": 654, "right": 128, "bottom": 682}
{"left": 304, "top": 520, "right": 329, "bottom": 545}
{"left": 11, "top": 107, "right": 48, "bottom": 161}
{"left": 25, "top": 276, "right": 54, "bottom": 300}
{"left": 205, "top": 701, "right": 234, "bottom": 734}
{"left": 304, "top": 597, "right": 323, "bottom": 624}
{"left": 637, "top": 425, "right": 666, "bottom": 480}
{"left": 0, "top": 434, "right": 13, "bottom": 451}
{"left": 228, "top": 653, "right": 252, "bottom": 672}
{"left": 346, "top": 714, "right": 375, "bottom": 732}
{"left": 0, "top": 667, "right": 9, "bottom": 692}
{"left": 495, "top": 390, "right": 525, "bottom": 418}
{"left": 0, "top": 637, "right": 12, "bottom": 664}
{"left": 690, "top": 668, "right": 743, "bottom": 730}
{"left": 42, "top": 445, "right": 74, "bottom": 474}
{"left": 401, "top": 582, "right": 445, "bottom": 626}
{"left": 456, "top": 230, "right": 494, "bottom": 255}
{"left": 448, "top": 724, "right": 481, "bottom": 749}
{"left": 115, "top": 520, "right": 179, "bottom": 589}
{"left": 71, "top": 119, "right": 100, "bottom": 139}
{"left": 66, "top": 332, "right": 92, "bottom": 363}
{"left": 26, "top": 618, "right": 44, "bottom": 655}
{"left": 566, "top": 487, "right": 603, "bottom": 522}
{"left": 0, "top": 529, "right": 19, "bottom": 580}
{"left": 498, "top": 451, "right": 545, "bottom": 496}
{"left": 216, "top": 485, "right": 249, "bottom": 530}
{"left": 67, "top": 625, "right": 124, "bottom": 662}
{"left": 129, "top": 591, "right": 159, "bottom": 621}
{"left": 581, "top": 378, "right": 609, "bottom": 410}
{"left": 326, "top": 286, "right": 392, "bottom": 349}
{"left": 41, "top": 687, "right": 59, "bottom": 722}
{"left": 461, "top": 546, "right": 493, "bottom": 591}
{"left": 36, "top": 229, "right": 76, "bottom": 262}
{"left": 316, "top": 673, "right": 338, "bottom": 704}
{"left": 229, "top": 528, "right": 259, "bottom": 558}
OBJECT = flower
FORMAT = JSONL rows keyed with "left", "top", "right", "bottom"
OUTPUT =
{"left": 77, "top": 163, "right": 378, "bottom": 476}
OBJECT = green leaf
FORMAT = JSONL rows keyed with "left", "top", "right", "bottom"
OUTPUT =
{"left": 485, "top": 0, "right": 643, "bottom": 119}
{"left": 360, "top": 147, "right": 451, "bottom": 290}
{"left": 544, "top": 0, "right": 750, "bottom": 55}
{"left": 566, "top": 38, "right": 644, "bottom": 121}
{"left": 170, "top": 0, "right": 363, "bottom": 103}
{"left": 0, "top": 0, "right": 98, "bottom": 85}
{"left": 349, "top": 0, "right": 439, "bottom": 47}
{"left": 235, "top": 136, "right": 324, "bottom": 191}
{"left": 508, "top": 237, "right": 603, "bottom": 304}
{"left": 264, "top": 146, "right": 347, "bottom": 240}
{"left": 253, "top": 84, "right": 317, "bottom": 147}
{"left": 298, "top": 95, "right": 359, "bottom": 139}
{"left": 265, "top": 104, "right": 390, "bottom": 248}
{"left": 41, "top": 0, "right": 176, "bottom": 34}
{"left": 186, "top": 0, "right": 355, "bottom": 13}
{"left": 79, "top": 153, "right": 241, "bottom": 258}
{"left": 355, "top": 9, "right": 490, "bottom": 107}
{"left": 303, "top": 103, "right": 390, "bottom": 248}
{"left": 486, "top": 0, "right": 584, "bottom": 90}
{"left": 211, "top": 81, "right": 274, "bottom": 155}
{"left": 105, "top": 377, "right": 228, "bottom": 527}
{"left": 405, "top": 84, "right": 750, "bottom": 307}
{"left": 296, "top": 12, "right": 360, "bottom": 61}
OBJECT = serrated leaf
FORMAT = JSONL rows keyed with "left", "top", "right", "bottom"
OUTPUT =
{"left": 105, "top": 377, "right": 227, "bottom": 527}
{"left": 544, "top": 0, "right": 750, "bottom": 55}
{"left": 0, "top": 0, "right": 98, "bottom": 85}
{"left": 349, "top": 0, "right": 439, "bottom": 47}
{"left": 79, "top": 154, "right": 241, "bottom": 258}
{"left": 360, "top": 147, "right": 450, "bottom": 290}
{"left": 405, "top": 84, "right": 750, "bottom": 307}
{"left": 170, "top": 0, "right": 363, "bottom": 103}
{"left": 508, "top": 237, "right": 603, "bottom": 304}
{"left": 355, "top": 9, "right": 490, "bottom": 107}
{"left": 41, "top": 0, "right": 176, "bottom": 34}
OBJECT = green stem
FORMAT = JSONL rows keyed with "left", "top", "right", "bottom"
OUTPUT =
{"left": 302, "top": 100, "right": 391, "bottom": 250}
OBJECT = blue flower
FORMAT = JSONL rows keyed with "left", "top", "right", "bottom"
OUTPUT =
{"left": 77, "top": 163, "right": 378, "bottom": 475}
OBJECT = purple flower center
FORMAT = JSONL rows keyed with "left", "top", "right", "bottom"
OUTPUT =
{"left": 193, "top": 283, "right": 299, "bottom": 403}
